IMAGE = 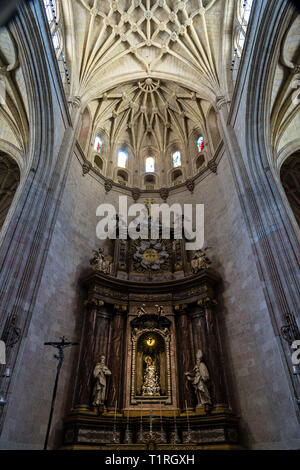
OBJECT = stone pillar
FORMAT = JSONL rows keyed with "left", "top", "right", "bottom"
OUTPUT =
{"left": 175, "top": 306, "right": 195, "bottom": 410}
{"left": 74, "top": 301, "right": 101, "bottom": 409}
{"left": 204, "top": 302, "right": 228, "bottom": 408}
{"left": 107, "top": 306, "right": 127, "bottom": 410}
{"left": 190, "top": 305, "right": 207, "bottom": 357}
{"left": 95, "top": 306, "right": 112, "bottom": 359}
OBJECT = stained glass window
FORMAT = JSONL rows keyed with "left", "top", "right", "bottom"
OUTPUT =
{"left": 94, "top": 136, "right": 103, "bottom": 153}
{"left": 173, "top": 151, "right": 181, "bottom": 168}
{"left": 118, "top": 150, "right": 128, "bottom": 168}
{"left": 197, "top": 137, "right": 205, "bottom": 153}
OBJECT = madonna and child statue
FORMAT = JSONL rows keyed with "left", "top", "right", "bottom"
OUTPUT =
{"left": 142, "top": 356, "right": 161, "bottom": 396}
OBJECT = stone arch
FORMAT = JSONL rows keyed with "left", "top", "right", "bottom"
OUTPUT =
{"left": 144, "top": 173, "right": 156, "bottom": 190}
{"left": 280, "top": 151, "right": 300, "bottom": 227}
{"left": 170, "top": 168, "right": 183, "bottom": 186}
{"left": 116, "top": 168, "right": 129, "bottom": 186}
{"left": 94, "top": 154, "right": 104, "bottom": 173}
{"left": 0, "top": 152, "right": 21, "bottom": 230}
{"left": 195, "top": 154, "right": 206, "bottom": 171}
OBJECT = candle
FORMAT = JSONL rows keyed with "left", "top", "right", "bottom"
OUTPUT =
{"left": 150, "top": 409, "right": 153, "bottom": 436}
{"left": 114, "top": 401, "right": 117, "bottom": 421}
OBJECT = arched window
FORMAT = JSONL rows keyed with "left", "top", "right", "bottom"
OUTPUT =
{"left": 231, "top": 0, "right": 253, "bottom": 76}
{"left": 94, "top": 136, "right": 103, "bottom": 153}
{"left": 94, "top": 155, "right": 103, "bottom": 171}
{"left": 197, "top": 137, "right": 205, "bottom": 153}
{"left": 43, "top": 0, "right": 55, "bottom": 22}
{"left": 172, "top": 151, "right": 181, "bottom": 168}
{"left": 145, "top": 157, "right": 155, "bottom": 173}
{"left": 43, "top": 0, "right": 70, "bottom": 86}
{"left": 172, "top": 169, "right": 183, "bottom": 184}
{"left": 118, "top": 150, "right": 128, "bottom": 169}
{"left": 239, "top": 0, "right": 253, "bottom": 25}
{"left": 117, "top": 169, "right": 128, "bottom": 186}
{"left": 144, "top": 174, "right": 156, "bottom": 189}
{"left": 196, "top": 155, "right": 205, "bottom": 170}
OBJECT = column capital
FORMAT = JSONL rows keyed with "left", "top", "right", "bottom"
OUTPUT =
{"left": 84, "top": 298, "right": 105, "bottom": 309}
{"left": 173, "top": 303, "right": 188, "bottom": 315}
{"left": 216, "top": 95, "right": 231, "bottom": 111}
{"left": 114, "top": 304, "right": 128, "bottom": 313}
{"left": 197, "top": 296, "right": 218, "bottom": 309}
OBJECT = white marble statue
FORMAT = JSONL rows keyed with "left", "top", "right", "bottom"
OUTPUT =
{"left": 185, "top": 350, "right": 212, "bottom": 406}
{"left": 92, "top": 356, "right": 112, "bottom": 406}
{"left": 142, "top": 356, "right": 160, "bottom": 396}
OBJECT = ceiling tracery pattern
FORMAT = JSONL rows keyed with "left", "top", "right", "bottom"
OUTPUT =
{"left": 60, "top": 0, "right": 232, "bottom": 102}
{"left": 56, "top": 0, "right": 234, "bottom": 187}
{"left": 93, "top": 78, "right": 207, "bottom": 158}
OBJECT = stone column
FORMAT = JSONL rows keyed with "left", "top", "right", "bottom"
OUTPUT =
{"left": 175, "top": 306, "right": 195, "bottom": 410}
{"left": 95, "top": 306, "right": 112, "bottom": 359}
{"left": 107, "top": 306, "right": 127, "bottom": 410}
{"left": 74, "top": 301, "right": 101, "bottom": 409}
{"left": 190, "top": 305, "right": 207, "bottom": 357}
{"left": 204, "top": 302, "right": 228, "bottom": 408}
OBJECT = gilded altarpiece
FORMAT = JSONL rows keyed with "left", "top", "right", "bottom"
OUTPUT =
{"left": 62, "top": 232, "right": 241, "bottom": 450}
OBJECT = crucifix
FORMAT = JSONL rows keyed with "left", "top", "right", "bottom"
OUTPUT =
{"left": 43, "top": 337, "right": 79, "bottom": 450}
{"left": 144, "top": 198, "right": 155, "bottom": 218}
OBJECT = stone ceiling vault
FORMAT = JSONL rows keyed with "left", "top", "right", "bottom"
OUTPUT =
{"left": 60, "top": 0, "right": 235, "bottom": 104}
{"left": 92, "top": 78, "right": 208, "bottom": 156}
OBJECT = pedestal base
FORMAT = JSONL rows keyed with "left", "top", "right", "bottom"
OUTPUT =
{"left": 62, "top": 407, "right": 240, "bottom": 450}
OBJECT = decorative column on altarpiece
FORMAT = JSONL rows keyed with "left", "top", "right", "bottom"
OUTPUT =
{"left": 73, "top": 299, "right": 111, "bottom": 410}
{"left": 190, "top": 304, "right": 207, "bottom": 356}
{"left": 175, "top": 305, "right": 195, "bottom": 410}
{"left": 198, "top": 296, "right": 229, "bottom": 409}
{"left": 107, "top": 304, "right": 127, "bottom": 411}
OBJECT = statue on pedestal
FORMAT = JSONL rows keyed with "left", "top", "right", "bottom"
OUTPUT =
{"left": 142, "top": 356, "right": 160, "bottom": 396}
{"left": 92, "top": 356, "right": 112, "bottom": 407}
{"left": 185, "top": 350, "right": 212, "bottom": 407}
{"left": 155, "top": 305, "right": 165, "bottom": 318}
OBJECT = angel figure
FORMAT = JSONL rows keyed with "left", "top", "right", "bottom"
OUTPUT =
{"left": 137, "top": 304, "right": 147, "bottom": 317}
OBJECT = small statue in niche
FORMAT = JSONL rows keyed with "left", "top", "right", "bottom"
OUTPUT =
{"left": 185, "top": 350, "right": 212, "bottom": 407}
{"left": 92, "top": 356, "right": 112, "bottom": 407}
{"left": 137, "top": 304, "right": 147, "bottom": 317}
{"left": 142, "top": 356, "right": 161, "bottom": 396}
{"left": 155, "top": 305, "right": 165, "bottom": 318}
{"left": 191, "top": 248, "right": 212, "bottom": 273}
{"left": 90, "top": 248, "right": 112, "bottom": 275}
